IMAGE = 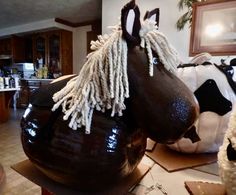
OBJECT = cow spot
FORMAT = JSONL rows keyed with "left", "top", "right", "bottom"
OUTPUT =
{"left": 194, "top": 79, "right": 232, "bottom": 115}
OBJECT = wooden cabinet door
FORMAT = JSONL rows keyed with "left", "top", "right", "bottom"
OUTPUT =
{"left": 11, "top": 36, "right": 25, "bottom": 63}
{"left": 60, "top": 30, "right": 72, "bottom": 75}
{"left": 48, "top": 31, "right": 61, "bottom": 74}
{"left": 0, "top": 38, "right": 11, "bottom": 55}
{"left": 33, "top": 33, "right": 47, "bottom": 69}
{"left": 32, "top": 30, "right": 72, "bottom": 76}
{"left": 0, "top": 36, "right": 25, "bottom": 62}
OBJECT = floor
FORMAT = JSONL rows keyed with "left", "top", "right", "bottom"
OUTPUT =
{"left": 0, "top": 109, "right": 41, "bottom": 195}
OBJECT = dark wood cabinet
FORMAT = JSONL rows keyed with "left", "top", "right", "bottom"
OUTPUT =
{"left": 34, "top": 34, "right": 47, "bottom": 67}
{"left": 11, "top": 36, "right": 26, "bottom": 62}
{"left": 0, "top": 38, "right": 11, "bottom": 55}
{"left": 24, "top": 36, "right": 33, "bottom": 62}
{"left": 0, "top": 36, "right": 25, "bottom": 62}
{"left": 60, "top": 30, "right": 73, "bottom": 75}
{"left": 33, "top": 29, "right": 72, "bottom": 75}
{"left": 0, "top": 29, "right": 72, "bottom": 75}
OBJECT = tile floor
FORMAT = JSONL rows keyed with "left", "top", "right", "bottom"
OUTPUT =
{"left": 0, "top": 109, "right": 40, "bottom": 195}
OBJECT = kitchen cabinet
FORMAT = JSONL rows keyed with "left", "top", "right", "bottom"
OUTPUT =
{"left": 0, "top": 38, "right": 11, "bottom": 55}
{"left": 33, "top": 29, "right": 72, "bottom": 76}
{"left": 0, "top": 36, "right": 25, "bottom": 62}
{"left": 16, "top": 79, "right": 53, "bottom": 108}
{"left": 11, "top": 36, "right": 26, "bottom": 62}
{"left": 0, "top": 89, "right": 18, "bottom": 123}
{"left": 34, "top": 34, "right": 47, "bottom": 67}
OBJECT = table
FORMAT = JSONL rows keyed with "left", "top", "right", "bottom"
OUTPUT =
{"left": 0, "top": 87, "right": 20, "bottom": 123}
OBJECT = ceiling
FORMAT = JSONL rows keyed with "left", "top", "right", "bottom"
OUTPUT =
{"left": 0, "top": 0, "right": 102, "bottom": 29}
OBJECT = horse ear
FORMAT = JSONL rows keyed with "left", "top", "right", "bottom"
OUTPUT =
{"left": 144, "top": 8, "right": 160, "bottom": 27}
{"left": 121, "top": 0, "right": 141, "bottom": 46}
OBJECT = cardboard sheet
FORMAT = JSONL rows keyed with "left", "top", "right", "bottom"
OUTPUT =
{"left": 145, "top": 138, "right": 156, "bottom": 152}
{"left": 193, "top": 162, "right": 219, "bottom": 176}
{"left": 185, "top": 181, "right": 226, "bottom": 195}
{"left": 145, "top": 144, "right": 217, "bottom": 172}
{"left": 12, "top": 159, "right": 150, "bottom": 195}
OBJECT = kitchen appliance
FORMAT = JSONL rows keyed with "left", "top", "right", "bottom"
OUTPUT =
{"left": 12, "top": 63, "right": 35, "bottom": 79}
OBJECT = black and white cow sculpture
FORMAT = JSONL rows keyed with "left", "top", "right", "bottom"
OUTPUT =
{"left": 168, "top": 62, "right": 236, "bottom": 153}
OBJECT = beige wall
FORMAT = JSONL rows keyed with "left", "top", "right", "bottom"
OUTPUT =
{"left": 102, "top": 0, "right": 235, "bottom": 64}
{"left": 72, "top": 25, "right": 92, "bottom": 74}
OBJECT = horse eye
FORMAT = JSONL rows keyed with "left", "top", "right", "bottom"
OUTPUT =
{"left": 153, "top": 57, "right": 158, "bottom": 65}
{"left": 228, "top": 68, "right": 234, "bottom": 76}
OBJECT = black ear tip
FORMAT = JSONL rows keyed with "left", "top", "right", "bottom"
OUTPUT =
{"left": 124, "top": 0, "right": 136, "bottom": 9}
{"left": 130, "top": 0, "right": 136, "bottom": 6}
{"left": 144, "top": 11, "right": 149, "bottom": 20}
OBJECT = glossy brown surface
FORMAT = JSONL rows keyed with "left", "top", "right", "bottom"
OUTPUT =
{"left": 21, "top": 105, "right": 146, "bottom": 190}
{"left": 127, "top": 47, "right": 199, "bottom": 143}
{"left": 20, "top": 45, "right": 199, "bottom": 191}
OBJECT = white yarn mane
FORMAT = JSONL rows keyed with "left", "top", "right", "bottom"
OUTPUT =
{"left": 218, "top": 106, "right": 236, "bottom": 195}
{"left": 52, "top": 19, "right": 180, "bottom": 134}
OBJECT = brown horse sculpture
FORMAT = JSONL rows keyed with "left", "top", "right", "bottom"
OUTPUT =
{"left": 21, "top": 0, "right": 199, "bottom": 191}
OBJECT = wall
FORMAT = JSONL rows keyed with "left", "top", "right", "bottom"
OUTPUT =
{"left": 102, "top": 0, "right": 235, "bottom": 64}
{"left": 72, "top": 25, "right": 92, "bottom": 74}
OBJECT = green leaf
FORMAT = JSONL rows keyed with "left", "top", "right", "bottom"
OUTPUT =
{"left": 176, "top": 0, "right": 203, "bottom": 31}
{"left": 176, "top": 12, "right": 191, "bottom": 31}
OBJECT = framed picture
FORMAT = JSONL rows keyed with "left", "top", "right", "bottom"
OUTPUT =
{"left": 189, "top": 0, "right": 236, "bottom": 56}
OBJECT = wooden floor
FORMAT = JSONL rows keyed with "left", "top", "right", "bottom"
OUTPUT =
{"left": 0, "top": 109, "right": 40, "bottom": 195}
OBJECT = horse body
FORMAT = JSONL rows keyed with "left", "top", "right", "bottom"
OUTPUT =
{"left": 21, "top": 76, "right": 147, "bottom": 189}
{"left": 20, "top": 0, "right": 199, "bottom": 190}
{"left": 21, "top": 101, "right": 146, "bottom": 189}
{"left": 21, "top": 45, "right": 198, "bottom": 190}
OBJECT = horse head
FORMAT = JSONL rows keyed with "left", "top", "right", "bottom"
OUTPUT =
{"left": 48, "top": 0, "right": 198, "bottom": 144}
{"left": 120, "top": 0, "right": 199, "bottom": 143}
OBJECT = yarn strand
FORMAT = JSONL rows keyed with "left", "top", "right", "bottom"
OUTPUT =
{"left": 52, "top": 19, "right": 181, "bottom": 133}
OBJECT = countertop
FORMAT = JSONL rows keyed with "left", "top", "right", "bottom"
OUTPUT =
{"left": 0, "top": 87, "right": 20, "bottom": 92}
{"left": 20, "top": 78, "right": 54, "bottom": 82}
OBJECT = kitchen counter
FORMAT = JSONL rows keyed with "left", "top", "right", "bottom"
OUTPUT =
{"left": 0, "top": 88, "right": 19, "bottom": 123}
{"left": 0, "top": 87, "right": 20, "bottom": 92}
{"left": 16, "top": 79, "right": 54, "bottom": 108}
{"left": 21, "top": 78, "right": 54, "bottom": 82}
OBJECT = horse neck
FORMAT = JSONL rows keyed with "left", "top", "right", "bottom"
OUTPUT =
{"left": 125, "top": 46, "right": 170, "bottom": 127}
